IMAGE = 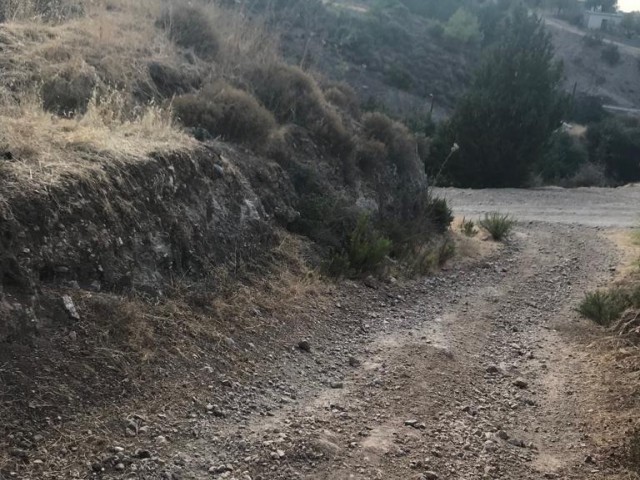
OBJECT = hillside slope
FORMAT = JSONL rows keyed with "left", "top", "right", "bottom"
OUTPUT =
{"left": 546, "top": 17, "right": 640, "bottom": 110}
{"left": 266, "top": 1, "right": 640, "bottom": 122}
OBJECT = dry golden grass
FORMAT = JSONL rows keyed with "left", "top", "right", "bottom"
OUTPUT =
{"left": 0, "top": 0, "right": 284, "bottom": 190}
{"left": 0, "top": 90, "right": 194, "bottom": 191}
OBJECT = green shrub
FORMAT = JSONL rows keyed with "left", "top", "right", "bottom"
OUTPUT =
{"left": 158, "top": 6, "right": 219, "bottom": 60}
{"left": 460, "top": 217, "right": 477, "bottom": 237}
{"left": 385, "top": 65, "right": 413, "bottom": 90}
{"left": 248, "top": 63, "right": 353, "bottom": 157}
{"left": 347, "top": 214, "right": 393, "bottom": 274}
{"left": 174, "top": 83, "right": 276, "bottom": 146}
{"left": 444, "top": 8, "right": 482, "bottom": 45}
{"left": 41, "top": 65, "right": 97, "bottom": 116}
{"left": 537, "top": 130, "right": 588, "bottom": 183}
{"left": 586, "top": 118, "right": 640, "bottom": 184}
{"left": 326, "top": 214, "right": 392, "bottom": 277}
{"left": 569, "top": 94, "right": 607, "bottom": 124}
{"left": 428, "top": 21, "right": 445, "bottom": 39}
{"left": 601, "top": 44, "right": 621, "bottom": 66}
{"left": 479, "top": 213, "right": 515, "bottom": 241}
{"left": 427, "top": 196, "right": 453, "bottom": 234}
{"left": 577, "top": 289, "right": 630, "bottom": 326}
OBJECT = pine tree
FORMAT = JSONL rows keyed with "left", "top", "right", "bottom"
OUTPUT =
{"left": 431, "top": 7, "right": 567, "bottom": 187}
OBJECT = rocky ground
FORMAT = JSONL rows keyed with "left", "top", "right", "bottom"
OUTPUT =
{"left": 2, "top": 189, "right": 639, "bottom": 480}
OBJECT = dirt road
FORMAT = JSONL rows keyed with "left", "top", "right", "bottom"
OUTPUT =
{"left": 437, "top": 186, "right": 640, "bottom": 228}
{"left": 543, "top": 16, "right": 640, "bottom": 58}
{"left": 3, "top": 189, "right": 638, "bottom": 480}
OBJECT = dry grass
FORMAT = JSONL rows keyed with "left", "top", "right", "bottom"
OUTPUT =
{"left": 0, "top": 0, "right": 285, "bottom": 190}
{"left": 0, "top": 89, "right": 193, "bottom": 190}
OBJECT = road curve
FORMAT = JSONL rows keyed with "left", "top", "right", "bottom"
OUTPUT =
{"left": 435, "top": 186, "right": 640, "bottom": 228}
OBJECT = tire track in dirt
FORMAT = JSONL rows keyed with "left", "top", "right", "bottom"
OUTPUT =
{"left": 150, "top": 222, "right": 620, "bottom": 480}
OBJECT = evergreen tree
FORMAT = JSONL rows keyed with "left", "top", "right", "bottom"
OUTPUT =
{"left": 430, "top": 7, "right": 567, "bottom": 187}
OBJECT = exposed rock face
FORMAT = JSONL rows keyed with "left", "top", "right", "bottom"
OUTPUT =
{"left": 0, "top": 132, "right": 428, "bottom": 343}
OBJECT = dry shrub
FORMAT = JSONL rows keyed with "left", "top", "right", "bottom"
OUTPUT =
{"left": 0, "top": 0, "right": 83, "bottom": 22}
{"left": 355, "top": 137, "right": 387, "bottom": 176}
{"left": 248, "top": 63, "right": 354, "bottom": 157}
{"left": 362, "top": 112, "right": 420, "bottom": 175}
{"left": 148, "top": 61, "right": 202, "bottom": 98}
{"left": 324, "top": 82, "right": 360, "bottom": 117}
{"left": 264, "top": 126, "right": 293, "bottom": 162}
{"left": 157, "top": 5, "right": 219, "bottom": 60}
{"left": 84, "top": 294, "right": 155, "bottom": 355}
{"left": 41, "top": 62, "right": 98, "bottom": 116}
{"left": 174, "top": 82, "right": 276, "bottom": 146}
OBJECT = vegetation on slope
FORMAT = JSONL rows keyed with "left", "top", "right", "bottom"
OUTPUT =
{"left": 0, "top": 0, "right": 454, "bottom": 280}
{"left": 428, "top": 6, "right": 568, "bottom": 188}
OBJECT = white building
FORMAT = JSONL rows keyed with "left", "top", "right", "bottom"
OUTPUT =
{"left": 584, "top": 10, "right": 623, "bottom": 29}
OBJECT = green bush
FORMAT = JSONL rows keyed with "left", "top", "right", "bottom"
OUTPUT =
{"left": 158, "top": 6, "right": 220, "bottom": 60}
{"left": 460, "top": 217, "right": 477, "bottom": 237}
{"left": 427, "top": 197, "right": 453, "bottom": 234}
{"left": 347, "top": 214, "right": 393, "bottom": 274}
{"left": 569, "top": 94, "right": 607, "bottom": 124}
{"left": 326, "top": 214, "right": 392, "bottom": 277}
{"left": 586, "top": 118, "right": 640, "bottom": 184}
{"left": 479, "top": 213, "right": 515, "bottom": 241}
{"left": 577, "top": 289, "right": 630, "bottom": 326}
{"left": 537, "top": 130, "right": 588, "bottom": 183}
{"left": 385, "top": 65, "right": 413, "bottom": 90}
{"left": 601, "top": 44, "right": 621, "bottom": 66}
{"left": 174, "top": 83, "right": 276, "bottom": 146}
{"left": 444, "top": 8, "right": 482, "bottom": 45}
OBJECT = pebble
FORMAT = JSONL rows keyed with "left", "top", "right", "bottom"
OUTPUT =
{"left": 513, "top": 378, "right": 529, "bottom": 389}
